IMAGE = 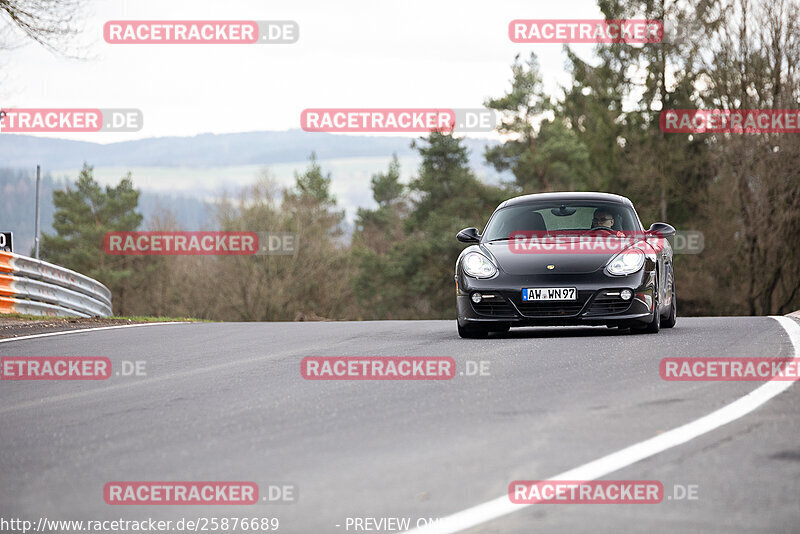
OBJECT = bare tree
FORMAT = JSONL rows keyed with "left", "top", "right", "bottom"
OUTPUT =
{"left": 0, "top": 0, "right": 83, "bottom": 52}
{"left": 699, "top": 0, "right": 800, "bottom": 315}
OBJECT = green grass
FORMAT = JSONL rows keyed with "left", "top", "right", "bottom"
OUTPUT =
{"left": 109, "top": 316, "right": 208, "bottom": 323}
{"left": 0, "top": 313, "right": 57, "bottom": 321}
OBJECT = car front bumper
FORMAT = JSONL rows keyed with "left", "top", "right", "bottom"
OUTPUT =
{"left": 456, "top": 269, "right": 656, "bottom": 328}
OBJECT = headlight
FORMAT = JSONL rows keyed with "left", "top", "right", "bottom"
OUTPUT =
{"left": 463, "top": 252, "right": 497, "bottom": 278}
{"left": 606, "top": 247, "right": 645, "bottom": 276}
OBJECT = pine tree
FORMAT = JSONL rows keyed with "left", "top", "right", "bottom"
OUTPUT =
{"left": 40, "top": 163, "right": 143, "bottom": 314}
{"left": 485, "top": 53, "right": 591, "bottom": 192}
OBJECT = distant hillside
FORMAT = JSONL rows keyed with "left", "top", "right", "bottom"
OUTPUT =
{"left": 0, "top": 131, "right": 507, "bottom": 254}
{"left": 0, "top": 130, "right": 498, "bottom": 169}
{"left": 0, "top": 168, "right": 211, "bottom": 255}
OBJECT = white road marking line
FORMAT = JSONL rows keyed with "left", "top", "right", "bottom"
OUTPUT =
{"left": 0, "top": 322, "right": 186, "bottom": 344}
{"left": 403, "top": 315, "right": 800, "bottom": 534}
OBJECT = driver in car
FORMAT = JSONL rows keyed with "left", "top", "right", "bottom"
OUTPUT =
{"left": 591, "top": 209, "right": 615, "bottom": 229}
{"left": 591, "top": 209, "right": 625, "bottom": 237}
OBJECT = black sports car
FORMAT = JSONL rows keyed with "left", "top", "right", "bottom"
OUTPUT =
{"left": 455, "top": 192, "right": 676, "bottom": 338}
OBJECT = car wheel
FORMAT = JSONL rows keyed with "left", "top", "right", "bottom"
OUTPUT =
{"left": 662, "top": 278, "right": 676, "bottom": 329}
{"left": 458, "top": 323, "right": 489, "bottom": 339}
{"left": 632, "top": 278, "right": 660, "bottom": 334}
{"left": 634, "top": 304, "right": 660, "bottom": 333}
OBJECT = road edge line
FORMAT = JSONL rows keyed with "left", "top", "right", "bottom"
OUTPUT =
{"left": 402, "top": 315, "right": 800, "bottom": 534}
{"left": 0, "top": 322, "right": 187, "bottom": 345}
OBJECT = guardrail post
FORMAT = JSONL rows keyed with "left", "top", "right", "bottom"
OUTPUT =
{"left": 34, "top": 165, "right": 41, "bottom": 259}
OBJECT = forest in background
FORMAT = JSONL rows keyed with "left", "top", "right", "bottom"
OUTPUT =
{"left": 30, "top": 0, "right": 800, "bottom": 319}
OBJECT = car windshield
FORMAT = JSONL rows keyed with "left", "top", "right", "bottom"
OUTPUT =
{"left": 482, "top": 201, "right": 642, "bottom": 241}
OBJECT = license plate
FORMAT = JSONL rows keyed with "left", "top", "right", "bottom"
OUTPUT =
{"left": 522, "top": 287, "right": 577, "bottom": 301}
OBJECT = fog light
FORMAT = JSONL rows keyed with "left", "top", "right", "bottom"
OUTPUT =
{"left": 620, "top": 289, "right": 633, "bottom": 301}
{"left": 471, "top": 293, "right": 482, "bottom": 304}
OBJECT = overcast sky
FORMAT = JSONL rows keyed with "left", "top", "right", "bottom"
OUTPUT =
{"left": 0, "top": 0, "right": 604, "bottom": 143}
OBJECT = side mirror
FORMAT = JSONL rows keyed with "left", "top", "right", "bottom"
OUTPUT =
{"left": 647, "top": 222, "right": 676, "bottom": 238}
{"left": 456, "top": 227, "right": 480, "bottom": 244}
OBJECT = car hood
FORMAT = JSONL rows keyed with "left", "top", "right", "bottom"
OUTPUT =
{"left": 481, "top": 241, "right": 616, "bottom": 275}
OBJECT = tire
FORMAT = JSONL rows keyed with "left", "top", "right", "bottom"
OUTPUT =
{"left": 662, "top": 276, "right": 677, "bottom": 328}
{"left": 458, "top": 323, "right": 489, "bottom": 339}
{"left": 632, "top": 274, "right": 660, "bottom": 334}
{"left": 633, "top": 306, "right": 660, "bottom": 333}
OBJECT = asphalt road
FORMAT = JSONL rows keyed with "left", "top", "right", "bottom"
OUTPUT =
{"left": 1, "top": 318, "right": 798, "bottom": 534}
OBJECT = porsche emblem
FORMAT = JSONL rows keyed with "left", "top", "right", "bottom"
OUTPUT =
{"left": 546, "top": 264, "right": 555, "bottom": 270}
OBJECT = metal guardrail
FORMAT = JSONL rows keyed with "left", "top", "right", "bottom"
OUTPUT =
{"left": 0, "top": 251, "right": 112, "bottom": 317}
